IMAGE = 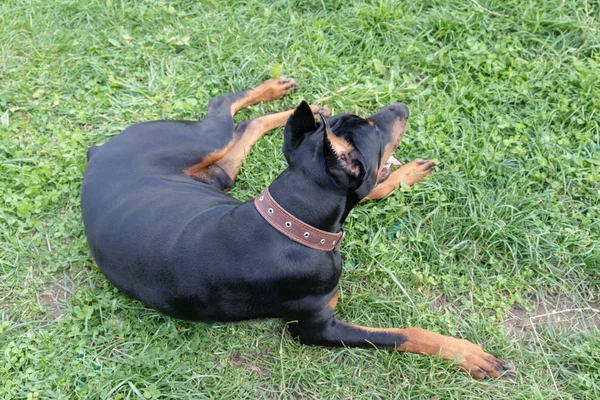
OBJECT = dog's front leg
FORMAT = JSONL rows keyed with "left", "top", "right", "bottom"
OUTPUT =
{"left": 288, "top": 315, "right": 513, "bottom": 380}
{"left": 366, "top": 159, "right": 437, "bottom": 200}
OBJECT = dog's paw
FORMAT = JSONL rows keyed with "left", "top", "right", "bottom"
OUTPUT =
{"left": 311, "top": 105, "right": 331, "bottom": 117}
{"left": 446, "top": 339, "right": 515, "bottom": 380}
{"left": 392, "top": 158, "right": 437, "bottom": 187}
{"left": 256, "top": 77, "right": 299, "bottom": 101}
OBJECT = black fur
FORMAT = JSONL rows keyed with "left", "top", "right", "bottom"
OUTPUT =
{"left": 81, "top": 92, "right": 407, "bottom": 342}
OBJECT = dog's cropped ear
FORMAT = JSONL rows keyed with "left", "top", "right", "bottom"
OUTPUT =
{"left": 283, "top": 101, "right": 316, "bottom": 150}
{"left": 323, "top": 130, "right": 364, "bottom": 187}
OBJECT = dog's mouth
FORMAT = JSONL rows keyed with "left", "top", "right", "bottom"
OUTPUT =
{"left": 368, "top": 103, "right": 409, "bottom": 185}
{"left": 376, "top": 155, "right": 401, "bottom": 184}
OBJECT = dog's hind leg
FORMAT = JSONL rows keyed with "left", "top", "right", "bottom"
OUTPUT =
{"left": 208, "top": 77, "right": 300, "bottom": 118}
{"left": 184, "top": 77, "right": 299, "bottom": 183}
{"left": 215, "top": 104, "right": 330, "bottom": 184}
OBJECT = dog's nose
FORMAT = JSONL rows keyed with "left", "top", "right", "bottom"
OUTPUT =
{"left": 387, "top": 103, "right": 409, "bottom": 120}
{"left": 368, "top": 103, "right": 409, "bottom": 127}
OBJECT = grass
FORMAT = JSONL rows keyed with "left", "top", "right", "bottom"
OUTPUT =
{"left": 1, "top": 0, "right": 599, "bottom": 398}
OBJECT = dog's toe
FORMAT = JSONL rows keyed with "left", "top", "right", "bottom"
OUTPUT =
{"left": 285, "top": 82, "right": 300, "bottom": 93}
{"left": 314, "top": 105, "right": 331, "bottom": 117}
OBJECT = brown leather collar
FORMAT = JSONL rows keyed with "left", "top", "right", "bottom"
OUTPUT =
{"left": 254, "top": 187, "right": 344, "bottom": 251}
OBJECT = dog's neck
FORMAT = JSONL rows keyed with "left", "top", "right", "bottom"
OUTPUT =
{"left": 268, "top": 169, "right": 357, "bottom": 233}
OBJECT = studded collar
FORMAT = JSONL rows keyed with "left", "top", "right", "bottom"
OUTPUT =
{"left": 254, "top": 187, "right": 345, "bottom": 251}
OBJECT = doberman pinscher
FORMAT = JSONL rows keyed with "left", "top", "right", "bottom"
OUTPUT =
{"left": 81, "top": 77, "right": 512, "bottom": 379}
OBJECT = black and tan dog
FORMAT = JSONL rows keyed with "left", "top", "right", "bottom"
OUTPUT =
{"left": 81, "top": 78, "right": 512, "bottom": 379}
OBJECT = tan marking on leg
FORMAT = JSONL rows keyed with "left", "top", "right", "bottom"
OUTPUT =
{"left": 183, "top": 138, "right": 238, "bottom": 178}
{"left": 216, "top": 104, "right": 328, "bottom": 181}
{"left": 327, "top": 289, "right": 339, "bottom": 311}
{"left": 229, "top": 77, "right": 299, "bottom": 116}
{"left": 365, "top": 158, "right": 436, "bottom": 200}
{"left": 351, "top": 325, "right": 507, "bottom": 379}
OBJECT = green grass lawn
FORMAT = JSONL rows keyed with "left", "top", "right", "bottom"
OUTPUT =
{"left": 1, "top": 0, "right": 599, "bottom": 398}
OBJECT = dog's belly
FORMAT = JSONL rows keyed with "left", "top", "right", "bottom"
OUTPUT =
{"left": 83, "top": 178, "right": 340, "bottom": 321}
{"left": 81, "top": 128, "right": 341, "bottom": 322}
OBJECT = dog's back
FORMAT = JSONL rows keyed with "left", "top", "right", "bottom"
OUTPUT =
{"left": 82, "top": 121, "right": 245, "bottom": 317}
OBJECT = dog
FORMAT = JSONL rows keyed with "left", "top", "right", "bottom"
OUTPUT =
{"left": 81, "top": 77, "right": 512, "bottom": 379}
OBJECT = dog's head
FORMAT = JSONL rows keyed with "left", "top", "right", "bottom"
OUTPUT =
{"left": 283, "top": 101, "right": 408, "bottom": 201}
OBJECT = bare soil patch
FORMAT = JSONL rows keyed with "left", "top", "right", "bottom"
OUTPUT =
{"left": 38, "top": 272, "right": 74, "bottom": 321}
{"left": 505, "top": 294, "right": 600, "bottom": 335}
{"left": 229, "top": 350, "right": 270, "bottom": 377}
